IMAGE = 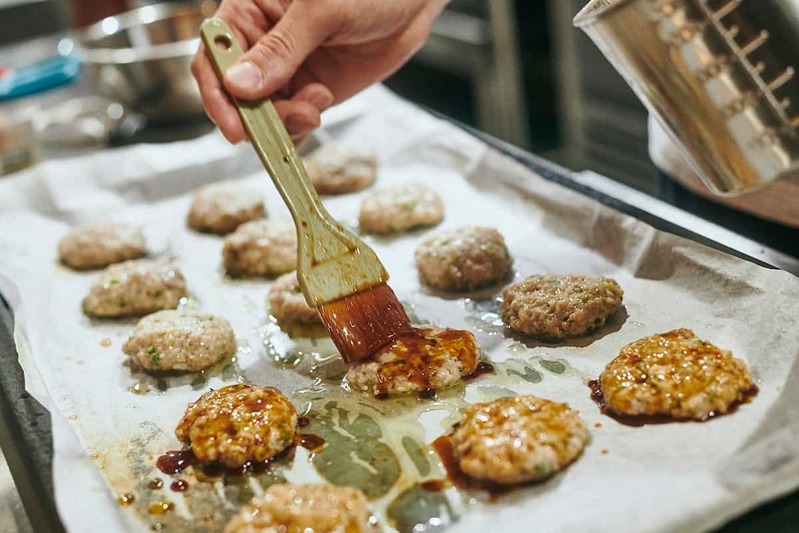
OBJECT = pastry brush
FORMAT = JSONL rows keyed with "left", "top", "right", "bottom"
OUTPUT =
{"left": 200, "top": 18, "right": 413, "bottom": 364}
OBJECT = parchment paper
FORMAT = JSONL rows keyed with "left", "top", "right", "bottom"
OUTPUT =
{"left": 1, "top": 86, "right": 798, "bottom": 533}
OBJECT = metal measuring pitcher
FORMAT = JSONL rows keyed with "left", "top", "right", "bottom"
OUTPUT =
{"left": 574, "top": 0, "right": 799, "bottom": 195}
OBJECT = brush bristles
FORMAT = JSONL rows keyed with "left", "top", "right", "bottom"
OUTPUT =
{"left": 318, "top": 283, "right": 414, "bottom": 364}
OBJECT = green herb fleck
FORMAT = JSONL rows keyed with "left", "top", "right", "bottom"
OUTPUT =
{"left": 293, "top": 286, "right": 303, "bottom": 294}
{"left": 147, "top": 346, "right": 161, "bottom": 364}
{"left": 402, "top": 202, "right": 416, "bottom": 213}
{"left": 109, "top": 278, "right": 120, "bottom": 285}
{"left": 282, "top": 433, "right": 292, "bottom": 442}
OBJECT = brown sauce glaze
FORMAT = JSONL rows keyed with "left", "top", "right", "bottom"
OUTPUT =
{"left": 156, "top": 446, "right": 295, "bottom": 479}
{"left": 588, "top": 380, "right": 760, "bottom": 426}
{"left": 169, "top": 480, "right": 189, "bottom": 492}
{"left": 156, "top": 450, "right": 195, "bottom": 475}
{"left": 372, "top": 327, "right": 478, "bottom": 398}
{"left": 318, "top": 284, "right": 414, "bottom": 364}
{"left": 420, "top": 479, "right": 447, "bottom": 492}
{"left": 299, "top": 434, "right": 326, "bottom": 453}
{"left": 464, "top": 361, "right": 495, "bottom": 381}
{"left": 418, "top": 388, "right": 438, "bottom": 401}
{"left": 297, "top": 416, "right": 311, "bottom": 428}
{"left": 431, "top": 436, "right": 511, "bottom": 500}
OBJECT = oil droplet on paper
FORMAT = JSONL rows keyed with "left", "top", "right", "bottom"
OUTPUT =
{"left": 117, "top": 493, "right": 135, "bottom": 506}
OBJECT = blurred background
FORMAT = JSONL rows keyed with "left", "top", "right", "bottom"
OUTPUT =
{"left": 0, "top": 0, "right": 657, "bottom": 192}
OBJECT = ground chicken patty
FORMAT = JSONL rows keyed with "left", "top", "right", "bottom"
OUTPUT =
{"left": 450, "top": 395, "right": 589, "bottom": 485}
{"left": 359, "top": 183, "right": 444, "bottom": 235}
{"left": 346, "top": 326, "right": 479, "bottom": 397}
{"left": 267, "top": 272, "right": 320, "bottom": 325}
{"left": 415, "top": 226, "right": 512, "bottom": 291}
{"left": 500, "top": 275, "right": 624, "bottom": 340}
{"left": 123, "top": 309, "right": 236, "bottom": 372}
{"left": 82, "top": 259, "right": 186, "bottom": 318}
{"left": 187, "top": 181, "right": 266, "bottom": 235}
{"left": 58, "top": 222, "right": 145, "bottom": 270}
{"left": 176, "top": 384, "right": 297, "bottom": 468}
{"left": 223, "top": 219, "right": 297, "bottom": 278}
{"left": 304, "top": 143, "right": 377, "bottom": 195}
{"left": 224, "top": 484, "right": 375, "bottom": 533}
{"left": 598, "top": 328, "right": 756, "bottom": 421}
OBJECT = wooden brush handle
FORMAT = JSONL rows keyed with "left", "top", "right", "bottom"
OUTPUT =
{"left": 200, "top": 18, "right": 386, "bottom": 304}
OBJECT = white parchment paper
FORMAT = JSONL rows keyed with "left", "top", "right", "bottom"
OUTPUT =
{"left": 1, "top": 86, "right": 798, "bottom": 533}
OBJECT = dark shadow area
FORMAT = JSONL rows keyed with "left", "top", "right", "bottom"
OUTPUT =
{"left": 503, "top": 305, "right": 629, "bottom": 349}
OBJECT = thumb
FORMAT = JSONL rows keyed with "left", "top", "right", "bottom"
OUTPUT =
{"left": 224, "top": 4, "right": 328, "bottom": 100}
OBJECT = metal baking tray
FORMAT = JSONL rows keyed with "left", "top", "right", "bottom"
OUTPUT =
{"left": 0, "top": 121, "right": 795, "bottom": 533}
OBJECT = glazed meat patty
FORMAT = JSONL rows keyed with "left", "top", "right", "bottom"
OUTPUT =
{"left": 598, "top": 328, "right": 756, "bottom": 421}
{"left": 122, "top": 309, "right": 236, "bottom": 372}
{"left": 415, "top": 226, "right": 512, "bottom": 291}
{"left": 223, "top": 219, "right": 297, "bottom": 278}
{"left": 224, "top": 484, "right": 375, "bottom": 533}
{"left": 500, "top": 274, "right": 624, "bottom": 340}
{"left": 82, "top": 259, "right": 186, "bottom": 318}
{"left": 346, "top": 326, "right": 479, "bottom": 397}
{"left": 176, "top": 384, "right": 298, "bottom": 468}
{"left": 304, "top": 143, "right": 377, "bottom": 195}
{"left": 187, "top": 181, "right": 266, "bottom": 235}
{"left": 267, "top": 271, "right": 320, "bottom": 325}
{"left": 58, "top": 222, "right": 145, "bottom": 270}
{"left": 358, "top": 183, "right": 444, "bottom": 235}
{"left": 450, "top": 395, "right": 589, "bottom": 485}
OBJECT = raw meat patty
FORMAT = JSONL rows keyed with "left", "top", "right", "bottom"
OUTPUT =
{"left": 82, "top": 259, "right": 186, "bottom": 318}
{"left": 500, "top": 274, "right": 623, "bottom": 340}
{"left": 187, "top": 181, "right": 266, "bottom": 235}
{"left": 304, "top": 143, "right": 377, "bottom": 195}
{"left": 223, "top": 219, "right": 297, "bottom": 278}
{"left": 415, "top": 226, "right": 512, "bottom": 291}
{"left": 123, "top": 309, "right": 236, "bottom": 371}
{"left": 359, "top": 183, "right": 444, "bottom": 235}
{"left": 59, "top": 222, "right": 145, "bottom": 270}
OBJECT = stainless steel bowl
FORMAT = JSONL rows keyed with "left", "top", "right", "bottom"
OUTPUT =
{"left": 76, "top": 2, "right": 216, "bottom": 122}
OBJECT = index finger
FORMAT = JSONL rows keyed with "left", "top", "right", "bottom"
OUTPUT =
{"left": 191, "top": 43, "right": 246, "bottom": 143}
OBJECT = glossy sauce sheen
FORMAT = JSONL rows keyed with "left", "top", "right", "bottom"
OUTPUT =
{"left": 170, "top": 480, "right": 189, "bottom": 492}
{"left": 465, "top": 361, "right": 495, "bottom": 380}
{"left": 373, "top": 328, "right": 478, "bottom": 399}
{"left": 318, "top": 283, "right": 414, "bottom": 364}
{"left": 431, "top": 436, "right": 510, "bottom": 499}
{"left": 588, "top": 380, "right": 759, "bottom": 426}
{"left": 156, "top": 448, "right": 292, "bottom": 477}
{"left": 299, "top": 434, "right": 326, "bottom": 453}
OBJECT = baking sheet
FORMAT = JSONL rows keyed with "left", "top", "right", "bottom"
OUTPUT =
{"left": 1, "top": 86, "right": 799, "bottom": 533}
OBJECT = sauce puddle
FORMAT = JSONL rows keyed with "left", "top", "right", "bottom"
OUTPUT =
{"left": 156, "top": 446, "right": 295, "bottom": 478}
{"left": 588, "top": 379, "right": 760, "bottom": 426}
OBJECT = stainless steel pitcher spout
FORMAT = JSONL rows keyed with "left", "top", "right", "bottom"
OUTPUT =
{"left": 574, "top": 0, "right": 799, "bottom": 195}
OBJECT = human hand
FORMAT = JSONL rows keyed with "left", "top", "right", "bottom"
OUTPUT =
{"left": 192, "top": 0, "right": 450, "bottom": 144}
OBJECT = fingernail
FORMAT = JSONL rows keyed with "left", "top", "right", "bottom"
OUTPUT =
{"left": 226, "top": 61, "right": 262, "bottom": 90}
{"left": 285, "top": 114, "right": 313, "bottom": 134}
{"left": 308, "top": 91, "right": 334, "bottom": 111}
